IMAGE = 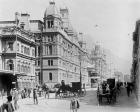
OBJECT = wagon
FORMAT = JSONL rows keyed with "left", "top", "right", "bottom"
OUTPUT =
{"left": 97, "top": 78, "right": 117, "bottom": 105}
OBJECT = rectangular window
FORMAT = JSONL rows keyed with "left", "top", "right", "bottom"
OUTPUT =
{"left": 8, "top": 42, "right": 13, "bottom": 51}
{"left": 17, "top": 43, "right": 19, "bottom": 51}
{"left": 48, "top": 60, "right": 50, "bottom": 66}
{"left": 49, "top": 73, "right": 52, "bottom": 80}
{"left": 48, "top": 36, "right": 51, "bottom": 42}
{"left": 32, "top": 49, "right": 35, "bottom": 56}
{"left": 21, "top": 45, "right": 23, "bottom": 53}
{"left": 51, "top": 60, "right": 53, "bottom": 66}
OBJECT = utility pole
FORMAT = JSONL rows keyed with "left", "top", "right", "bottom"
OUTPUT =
{"left": 40, "top": 31, "right": 43, "bottom": 85}
{"left": 79, "top": 53, "right": 82, "bottom": 91}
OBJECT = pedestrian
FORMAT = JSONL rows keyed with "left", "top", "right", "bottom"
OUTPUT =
{"left": 12, "top": 88, "right": 19, "bottom": 110}
{"left": 28, "top": 89, "right": 31, "bottom": 98}
{"left": 33, "top": 88, "right": 38, "bottom": 104}
{"left": 70, "top": 97, "right": 80, "bottom": 112}
{"left": 1, "top": 95, "right": 14, "bottom": 112}
{"left": 126, "top": 83, "right": 130, "bottom": 97}
{"left": 45, "top": 86, "right": 50, "bottom": 99}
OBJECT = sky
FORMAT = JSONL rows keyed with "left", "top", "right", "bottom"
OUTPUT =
{"left": 0, "top": 0, "right": 139, "bottom": 74}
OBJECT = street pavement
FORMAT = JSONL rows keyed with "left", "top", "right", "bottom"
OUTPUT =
{"left": 0, "top": 87, "right": 140, "bottom": 112}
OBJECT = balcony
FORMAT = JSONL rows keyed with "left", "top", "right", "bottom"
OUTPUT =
{"left": 1, "top": 26, "right": 35, "bottom": 43}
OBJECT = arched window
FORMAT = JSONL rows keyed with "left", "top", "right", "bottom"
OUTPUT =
{"left": 49, "top": 73, "right": 52, "bottom": 81}
{"left": 49, "top": 45, "right": 52, "bottom": 55}
{"left": 48, "top": 21, "right": 51, "bottom": 28}
{"left": 7, "top": 59, "right": 14, "bottom": 70}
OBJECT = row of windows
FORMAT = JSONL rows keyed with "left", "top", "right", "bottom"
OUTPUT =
{"left": 43, "top": 35, "right": 55, "bottom": 42}
{"left": 21, "top": 45, "right": 30, "bottom": 55}
{"left": 6, "top": 42, "right": 35, "bottom": 57}
{"left": 36, "top": 60, "right": 53, "bottom": 66}
{"left": 17, "top": 64, "right": 31, "bottom": 73}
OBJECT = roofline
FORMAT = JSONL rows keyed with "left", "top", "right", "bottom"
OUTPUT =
{"left": 0, "top": 21, "right": 15, "bottom": 23}
{"left": 30, "top": 20, "right": 43, "bottom": 24}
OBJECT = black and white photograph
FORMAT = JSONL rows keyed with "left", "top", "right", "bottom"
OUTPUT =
{"left": 0, "top": 0, "right": 140, "bottom": 112}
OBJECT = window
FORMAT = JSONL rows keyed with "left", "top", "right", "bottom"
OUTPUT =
{"left": 32, "top": 49, "right": 35, "bottom": 56}
{"left": 24, "top": 47, "right": 26, "bottom": 54}
{"left": 48, "top": 60, "right": 50, "bottom": 66}
{"left": 48, "top": 21, "right": 51, "bottom": 28}
{"left": 49, "top": 45, "right": 52, "bottom": 55}
{"left": 51, "top": 35, "right": 53, "bottom": 41}
{"left": 21, "top": 45, "right": 23, "bottom": 53}
{"left": 51, "top": 21, "right": 54, "bottom": 27}
{"left": 17, "top": 64, "right": 20, "bottom": 72}
{"left": 48, "top": 36, "right": 51, "bottom": 42}
{"left": 17, "top": 43, "right": 19, "bottom": 51}
{"left": 49, "top": 73, "right": 52, "bottom": 81}
{"left": 7, "top": 59, "right": 14, "bottom": 70}
{"left": 8, "top": 42, "right": 13, "bottom": 51}
{"left": 20, "top": 23, "right": 25, "bottom": 29}
{"left": 51, "top": 60, "right": 53, "bottom": 66}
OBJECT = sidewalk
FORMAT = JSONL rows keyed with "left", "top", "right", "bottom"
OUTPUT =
{"left": 114, "top": 87, "right": 139, "bottom": 108}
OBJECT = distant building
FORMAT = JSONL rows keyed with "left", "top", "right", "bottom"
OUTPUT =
{"left": 90, "top": 43, "right": 107, "bottom": 83}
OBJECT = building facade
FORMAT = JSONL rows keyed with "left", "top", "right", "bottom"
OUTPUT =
{"left": 36, "top": 2, "right": 90, "bottom": 88}
{"left": 132, "top": 20, "right": 140, "bottom": 103}
{"left": 0, "top": 14, "right": 37, "bottom": 93}
{"left": 90, "top": 43, "right": 107, "bottom": 83}
{"left": 0, "top": 1, "right": 90, "bottom": 90}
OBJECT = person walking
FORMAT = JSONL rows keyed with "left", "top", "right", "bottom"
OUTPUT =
{"left": 12, "top": 88, "right": 19, "bottom": 110}
{"left": 70, "top": 97, "right": 80, "bottom": 112}
{"left": 126, "top": 83, "right": 130, "bottom": 97}
{"left": 33, "top": 88, "right": 38, "bottom": 104}
{"left": 28, "top": 89, "right": 31, "bottom": 98}
{"left": 44, "top": 86, "right": 50, "bottom": 99}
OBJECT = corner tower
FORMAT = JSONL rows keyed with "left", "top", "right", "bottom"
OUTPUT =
{"left": 44, "top": 1, "right": 62, "bottom": 30}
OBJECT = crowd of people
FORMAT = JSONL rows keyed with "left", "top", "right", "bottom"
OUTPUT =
{"left": 0, "top": 82, "right": 81, "bottom": 112}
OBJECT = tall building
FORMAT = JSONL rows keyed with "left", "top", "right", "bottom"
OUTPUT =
{"left": 132, "top": 20, "right": 140, "bottom": 103}
{"left": 37, "top": 2, "right": 89, "bottom": 88}
{"left": 0, "top": 13, "right": 37, "bottom": 93}
{"left": 0, "top": 1, "right": 90, "bottom": 90}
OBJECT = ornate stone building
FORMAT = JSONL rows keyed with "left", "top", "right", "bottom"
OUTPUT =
{"left": 0, "top": 1, "right": 90, "bottom": 90}
{"left": 35, "top": 2, "right": 89, "bottom": 88}
{"left": 0, "top": 19, "right": 36, "bottom": 93}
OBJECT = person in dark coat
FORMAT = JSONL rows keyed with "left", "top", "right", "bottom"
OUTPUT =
{"left": 33, "top": 88, "right": 38, "bottom": 104}
{"left": 126, "top": 83, "right": 130, "bottom": 97}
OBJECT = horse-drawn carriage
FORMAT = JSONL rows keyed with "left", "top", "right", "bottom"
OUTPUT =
{"left": 55, "top": 81, "right": 86, "bottom": 98}
{"left": 97, "top": 78, "right": 117, "bottom": 105}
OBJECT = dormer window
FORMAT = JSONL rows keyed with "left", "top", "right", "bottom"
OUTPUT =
{"left": 51, "top": 21, "right": 54, "bottom": 27}
{"left": 20, "top": 22, "right": 25, "bottom": 29}
{"left": 47, "top": 20, "right": 54, "bottom": 28}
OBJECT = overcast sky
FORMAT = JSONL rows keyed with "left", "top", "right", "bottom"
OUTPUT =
{"left": 0, "top": 0, "right": 139, "bottom": 73}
